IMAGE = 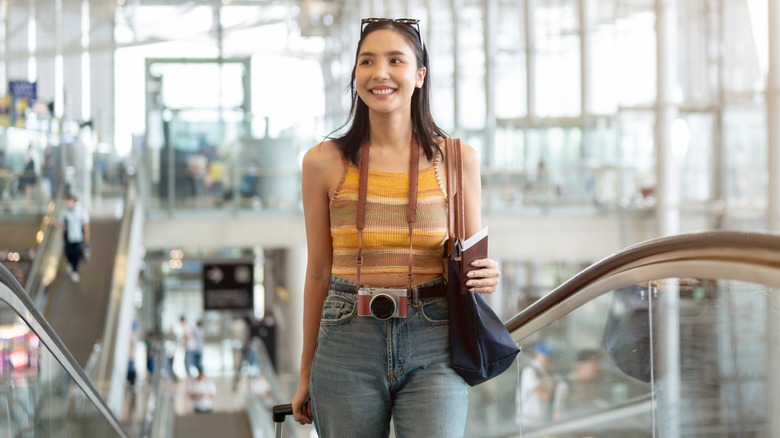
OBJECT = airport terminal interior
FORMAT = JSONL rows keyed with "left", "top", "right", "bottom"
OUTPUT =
{"left": 2, "top": 0, "right": 780, "bottom": 436}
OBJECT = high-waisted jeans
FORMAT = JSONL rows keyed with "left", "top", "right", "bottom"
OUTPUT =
{"left": 310, "top": 276, "right": 468, "bottom": 438}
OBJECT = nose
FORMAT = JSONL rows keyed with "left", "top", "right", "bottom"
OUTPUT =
{"left": 370, "top": 63, "right": 389, "bottom": 80}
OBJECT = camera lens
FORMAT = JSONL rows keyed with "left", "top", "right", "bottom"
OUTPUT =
{"left": 370, "top": 294, "right": 396, "bottom": 320}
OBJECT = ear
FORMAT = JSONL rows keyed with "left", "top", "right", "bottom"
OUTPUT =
{"left": 416, "top": 66, "right": 427, "bottom": 88}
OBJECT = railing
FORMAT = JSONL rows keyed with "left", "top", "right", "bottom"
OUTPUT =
{"left": 0, "top": 260, "right": 129, "bottom": 436}
{"left": 24, "top": 173, "right": 67, "bottom": 307}
{"left": 467, "top": 231, "right": 780, "bottom": 437}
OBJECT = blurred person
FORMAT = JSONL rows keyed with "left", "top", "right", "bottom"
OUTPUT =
{"left": 291, "top": 17, "right": 501, "bottom": 437}
{"left": 191, "top": 319, "right": 205, "bottom": 375}
{"left": 560, "top": 348, "right": 610, "bottom": 418}
{"left": 55, "top": 193, "right": 90, "bottom": 282}
{"left": 187, "top": 370, "right": 217, "bottom": 413}
{"left": 18, "top": 145, "right": 38, "bottom": 200}
{"left": 180, "top": 315, "right": 197, "bottom": 378}
{"left": 41, "top": 146, "right": 58, "bottom": 199}
{"left": 517, "top": 343, "right": 566, "bottom": 428}
{"left": 233, "top": 315, "right": 257, "bottom": 390}
{"left": 163, "top": 328, "right": 179, "bottom": 382}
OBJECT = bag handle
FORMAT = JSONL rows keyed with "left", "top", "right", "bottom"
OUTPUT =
{"left": 445, "top": 138, "right": 465, "bottom": 254}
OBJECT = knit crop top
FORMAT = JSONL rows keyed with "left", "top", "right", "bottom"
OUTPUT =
{"left": 330, "top": 153, "right": 448, "bottom": 276}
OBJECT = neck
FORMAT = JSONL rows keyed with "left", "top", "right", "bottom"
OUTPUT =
{"left": 368, "top": 114, "right": 413, "bottom": 150}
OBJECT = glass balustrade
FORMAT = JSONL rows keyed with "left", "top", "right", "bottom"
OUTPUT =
{"left": 467, "top": 232, "right": 780, "bottom": 437}
{"left": 0, "top": 276, "right": 127, "bottom": 437}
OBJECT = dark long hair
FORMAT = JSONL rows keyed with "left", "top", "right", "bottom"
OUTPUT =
{"left": 328, "top": 20, "right": 447, "bottom": 165}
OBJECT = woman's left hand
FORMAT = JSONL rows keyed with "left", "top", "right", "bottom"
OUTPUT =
{"left": 466, "top": 258, "right": 501, "bottom": 294}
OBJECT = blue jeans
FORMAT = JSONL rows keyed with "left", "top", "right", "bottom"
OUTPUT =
{"left": 64, "top": 241, "right": 83, "bottom": 272}
{"left": 310, "top": 276, "right": 468, "bottom": 438}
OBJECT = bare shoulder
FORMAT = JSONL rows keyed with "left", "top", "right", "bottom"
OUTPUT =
{"left": 302, "top": 140, "right": 345, "bottom": 192}
{"left": 303, "top": 141, "right": 343, "bottom": 174}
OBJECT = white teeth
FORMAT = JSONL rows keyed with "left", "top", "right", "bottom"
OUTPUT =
{"left": 372, "top": 89, "right": 394, "bottom": 95}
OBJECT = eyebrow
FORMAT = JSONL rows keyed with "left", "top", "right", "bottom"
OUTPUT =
{"left": 357, "top": 50, "right": 410, "bottom": 58}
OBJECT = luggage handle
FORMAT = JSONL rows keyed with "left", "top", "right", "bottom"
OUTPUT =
{"left": 272, "top": 403, "right": 293, "bottom": 423}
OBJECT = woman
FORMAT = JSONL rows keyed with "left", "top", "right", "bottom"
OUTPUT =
{"left": 292, "top": 18, "right": 500, "bottom": 437}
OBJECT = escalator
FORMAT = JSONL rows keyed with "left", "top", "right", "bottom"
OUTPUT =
{"left": 43, "top": 218, "right": 121, "bottom": 366}
{"left": 0, "top": 218, "right": 40, "bottom": 288}
{"left": 0, "top": 174, "right": 144, "bottom": 437}
{"left": 175, "top": 412, "right": 253, "bottom": 436}
{"left": 0, "top": 255, "right": 128, "bottom": 437}
{"left": 467, "top": 231, "right": 780, "bottom": 437}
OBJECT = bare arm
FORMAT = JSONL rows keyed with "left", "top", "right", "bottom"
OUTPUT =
{"left": 460, "top": 142, "right": 500, "bottom": 294}
{"left": 291, "top": 142, "right": 340, "bottom": 424}
{"left": 83, "top": 220, "right": 90, "bottom": 245}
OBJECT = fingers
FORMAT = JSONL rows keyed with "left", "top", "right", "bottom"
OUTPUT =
{"left": 293, "top": 401, "right": 312, "bottom": 424}
{"left": 292, "top": 396, "right": 313, "bottom": 424}
{"left": 466, "top": 258, "right": 501, "bottom": 294}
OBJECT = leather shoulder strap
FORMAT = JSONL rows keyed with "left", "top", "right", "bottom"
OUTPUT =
{"left": 445, "top": 138, "right": 465, "bottom": 252}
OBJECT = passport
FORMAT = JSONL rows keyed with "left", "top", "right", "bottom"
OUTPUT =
{"left": 459, "top": 226, "right": 488, "bottom": 291}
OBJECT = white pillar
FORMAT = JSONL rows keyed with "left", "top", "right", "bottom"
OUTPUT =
{"left": 35, "top": 0, "right": 56, "bottom": 108}
{"left": 6, "top": 0, "right": 30, "bottom": 82}
{"left": 766, "top": 2, "right": 780, "bottom": 434}
{"left": 655, "top": 0, "right": 680, "bottom": 238}
{"left": 89, "top": 0, "right": 114, "bottom": 149}
{"left": 282, "top": 246, "right": 307, "bottom": 378}
{"left": 655, "top": 1, "right": 681, "bottom": 437}
{"left": 61, "top": 0, "right": 83, "bottom": 121}
{"left": 768, "top": 0, "right": 780, "bottom": 232}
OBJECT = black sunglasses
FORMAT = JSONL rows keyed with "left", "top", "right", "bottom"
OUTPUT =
{"left": 360, "top": 18, "right": 424, "bottom": 48}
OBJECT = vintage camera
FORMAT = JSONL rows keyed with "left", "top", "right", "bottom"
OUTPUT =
{"left": 357, "top": 287, "right": 408, "bottom": 320}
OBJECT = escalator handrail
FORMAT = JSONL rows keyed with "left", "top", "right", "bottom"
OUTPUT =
{"left": 93, "top": 171, "right": 138, "bottom": 392}
{"left": 0, "top": 260, "right": 129, "bottom": 437}
{"left": 505, "top": 230, "right": 780, "bottom": 334}
{"left": 23, "top": 173, "right": 67, "bottom": 303}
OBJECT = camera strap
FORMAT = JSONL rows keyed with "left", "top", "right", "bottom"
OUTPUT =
{"left": 355, "top": 137, "right": 420, "bottom": 292}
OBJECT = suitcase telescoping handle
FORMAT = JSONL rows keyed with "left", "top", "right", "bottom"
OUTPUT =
{"left": 273, "top": 404, "right": 294, "bottom": 438}
{"left": 273, "top": 403, "right": 293, "bottom": 423}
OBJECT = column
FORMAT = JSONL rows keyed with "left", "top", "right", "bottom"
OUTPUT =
{"left": 0, "top": 1, "right": 8, "bottom": 93}
{"left": 655, "top": 1, "right": 681, "bottom": 436}
{"left": 282, "top": 246, "right": 307, "bottom": 378}
{"left": 35, "top": 0, "right": 56, "bottom": 109}
{"left": 61, "top": 0, "right": 83, "bottom": 121}
{"left": 89, "top": 0, "right": 114, "bottom": 151}
{"left": 6, "top": 1, "right": 30, "bottom": 83}
{"left": 768, "top": 0, "right": 780, "bottom": 232}
{"left": 766, "top": 0, "right": 780, "bottom": 431}
{"left": 483, "top": 0, "right": 497, "bottom": 167}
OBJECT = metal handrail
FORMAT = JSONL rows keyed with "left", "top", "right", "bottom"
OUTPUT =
{"left": 0, "top": 260, "right": 129, "bottom": 437}
{"left": 505, "top": 230, "right": 780, "bottom": 337}
{"left": 23, "top": 173, "right": 67, "bottom": 305}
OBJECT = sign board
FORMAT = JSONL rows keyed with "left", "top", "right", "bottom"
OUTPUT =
{"left": 8, "top": 81, "right": 37, "bottom": 100}
{"left": 202, "top": 261, "right": 254, "bottom": 311}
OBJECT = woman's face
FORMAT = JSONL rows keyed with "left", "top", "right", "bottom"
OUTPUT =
{"left": 355, "top": 28, "right": 426, "bottom": 117}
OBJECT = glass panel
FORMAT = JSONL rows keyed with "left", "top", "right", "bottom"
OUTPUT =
{"left": 723, "top": 108, "right": 766, "bottom": 207}
{"left": 495, "top": 1, "right": 526, "bottom": 120}
{"left": 677, "top": 114, "right": 713, "bottom": 202}
{"left": 471, "top": 276, "right": 778, "bottom": 437}
{"left": 458, "top": 6, "right": 486, "bottom": 130}
{"left": 0, "top": 307, "right": 122, "bottom": 437}
{"left": 534, "top": 1, "right": 580, "bottom": 117}
{"left": 676, "top": 0, "right": 717, "bottom": 103}
{"left": 722, "top": 1, "right": 765, "bottom": 93}
{"left": 614, "top": 10, "right": 656, "bottom": 108}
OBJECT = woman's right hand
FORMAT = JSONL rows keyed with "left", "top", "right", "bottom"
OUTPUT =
{"left": 291, "top": 383, "right": 312, "bottom": 424}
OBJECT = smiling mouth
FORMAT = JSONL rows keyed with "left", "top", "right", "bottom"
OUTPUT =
{"left": 371, "top": 88, "right": 395, "bottom": 95}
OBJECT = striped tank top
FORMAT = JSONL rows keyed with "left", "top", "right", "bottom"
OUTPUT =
{"left": 330, "top": 153, "right": 448, "bottom": 276}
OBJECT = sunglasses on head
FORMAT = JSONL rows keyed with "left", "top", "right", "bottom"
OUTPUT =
{"left": 360, "top": 18, "right": 424, "bottom": 48}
